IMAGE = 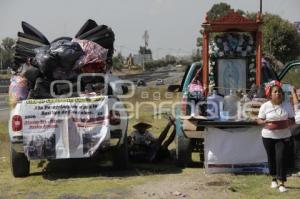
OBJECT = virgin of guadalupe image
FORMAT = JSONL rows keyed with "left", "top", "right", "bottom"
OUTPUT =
{"left": 223, "top": 60, "right": 239, "bottom": 95}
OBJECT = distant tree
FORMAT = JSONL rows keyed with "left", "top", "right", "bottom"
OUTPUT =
{"left": 195, "top": 36, "right": 202, "bottom": 62}
{"left": 0, "top": 37, "right": 15, "bottom": 70}
{"left": 2, "top": 37, "right": 15, "bottom": 50}
{"left": 165, "top": 54, "right": 176, "bottom": 64}
{"left": 196, "top": 36, "right": 202, "bottom": 47}
{"left": 117, "top": 52, "right": 124, "bottom": 63}
{"left": 261, "top": 13, "right": 300, "bottom": 64}
{"left": 112, "top": 56, "right": 124, "bottom": 70}
{"left": 245, "top": 12, "right": 256, "bottom": 20}
{"left": 236, "top": 9, "right": 245, "bottom": 16}
{"left": 207, "top": 2, "right": 231, "bottom": 21}
{"left": 244, "top": 12, "right": 300, "bottom": 64}
{"left": 192, "top": 48, "right": 201, "bottom": 62}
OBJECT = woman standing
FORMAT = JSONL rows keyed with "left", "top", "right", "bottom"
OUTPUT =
{"left": 257, "top": 81, "right": 298, "bottom": 192}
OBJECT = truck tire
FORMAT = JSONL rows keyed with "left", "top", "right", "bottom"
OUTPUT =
{"left": 10, "top": 146, "right": 30, "bottom": 177}
{"left": 113, "top": 137, "right": 129, "bottom": 170}
{"left": 175, "top": 134, "right": 192, "bottom": 167}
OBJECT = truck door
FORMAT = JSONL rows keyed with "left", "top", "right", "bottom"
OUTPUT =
{"left": 278, "top": 60, "right": 300, "bottom": 170}
{"left": 278, "top": 61, "right": 300, "bottom": 87}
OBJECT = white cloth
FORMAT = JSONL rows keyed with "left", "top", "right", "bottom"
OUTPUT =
{"left": 130, "top": 130, "right": 156, "bottom": 145}
{"left": 294, "top": 103, "right": 300, "bottom": 124}
{"left": 258, "top": 101, "right": 294, "bottom": 139}
{"left": 204, "top": 127, "right": 268, "bottom": 173}
{"left": 205, "top": 127, "right": 267, "bottom": 164}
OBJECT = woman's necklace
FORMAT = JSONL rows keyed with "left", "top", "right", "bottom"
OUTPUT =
{"left": 271, "top": 102, "right": 283, "bottom": 117}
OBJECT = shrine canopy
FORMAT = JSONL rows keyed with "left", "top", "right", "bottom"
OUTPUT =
{"left": 201, "top": 10, "right": 263, "bottom": 92}
{"left": 202, "top": 10, "right": 262, "bottom": 32}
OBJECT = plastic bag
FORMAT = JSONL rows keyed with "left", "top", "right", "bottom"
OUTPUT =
{"left": 187, "top": 81, "right": 206, "bottom": 116}
{"left": 49, "top": 39, "right": 83, "bottom": 71}
{"left": 51, "top": 67, "right": 79, "bottom": 81}
{"left": 188, "top": 80, "right": 205, "bottom": 99}
{"left": 75, "top": 19, "right": 98, "bottom": 38}
{"left": 22, "top": 21, "right": 49, "bottom": 45}
{"left": 20, "top": 63, "right": 41, "bottom": 89}
{"left": 72, "top": 39, "right": 108, "bottom": 70}
{"left": 188, "top": 81, "right": 204, "bottom": 93}
{"left": 27, "top": 77, "right": 52, "bottom": 99}
{"left": 33, "top": 46, "right": 57, "bottom": 78}
{"left": 9, "top": 76, "right": 29, "bottom": 107}
{"left": 79, "top": 62, "right": 107, "bottom": 73}
{"left": 33, "top": 40, "right": 84, "bottom": 79}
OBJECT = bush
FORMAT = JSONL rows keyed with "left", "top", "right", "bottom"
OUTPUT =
{"left": 144, "top": 60, "right": 167, "bottom": 70}
{"left": 112, "top": 56, "right": 124, "bottom": 70}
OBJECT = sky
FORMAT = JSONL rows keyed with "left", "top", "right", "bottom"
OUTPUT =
{"left": 0, "top": 0, "right": 299, "bottom": 59}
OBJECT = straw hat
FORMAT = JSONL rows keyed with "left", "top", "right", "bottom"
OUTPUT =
{"left": 133, "top": 121, "right": 152, "bottom": 130}
{"left": 133, "top": 117, "right": 153, "bottom": 129}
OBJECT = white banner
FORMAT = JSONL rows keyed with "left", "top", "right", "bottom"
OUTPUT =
{"left": 19, "top": 97, "right": 110, "bottom": 159}
{"left": 204, "top": 127, "right": 268, "bottom": 173}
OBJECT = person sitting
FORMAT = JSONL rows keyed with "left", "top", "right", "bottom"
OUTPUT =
{"left": 128, "top": 117, "right": 176, "bottom": 162}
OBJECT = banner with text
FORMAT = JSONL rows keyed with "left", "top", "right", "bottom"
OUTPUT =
{"left": 19, "top": 97, "right": 109, "bottom": 159}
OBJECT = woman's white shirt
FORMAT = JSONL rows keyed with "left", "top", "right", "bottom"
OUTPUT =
{"left": 258, "top": 101, "right": 294, "bottom": 139}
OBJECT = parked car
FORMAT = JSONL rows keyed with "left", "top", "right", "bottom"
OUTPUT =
{"left": 136, "top": 79, "right": 146, "bottom": 87}
{"left": 156, "top": 79, "right": 164, "bottom": 86}
{"left": 8, "top": 74, "right": 129, "bottom": 177}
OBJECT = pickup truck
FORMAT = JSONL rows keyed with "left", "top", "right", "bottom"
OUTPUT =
{"left": 170, "top": 60, "right": 300, "bottom": 167}
{"left": 8, "top": 74, "right": 130, "bottom": 177}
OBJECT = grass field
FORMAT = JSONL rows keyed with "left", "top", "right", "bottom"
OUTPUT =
{"left": 1, "top": 87, "right": 300, "bottom": 199}
{"left": 0, "top": 74, "right": 11, "bottom": 79}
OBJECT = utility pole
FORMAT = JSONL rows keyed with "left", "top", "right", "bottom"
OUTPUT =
{"left": 142, "top": 30, "right": 149, "bottom": 71}
{"left": 142, "top": 55, "right": 145, "bottom": 71}
{"left": 142, "top": 30, "right": 149, "bottom": 48}
{"left": 260, "top": 0, "right": 262, "bottom": 14}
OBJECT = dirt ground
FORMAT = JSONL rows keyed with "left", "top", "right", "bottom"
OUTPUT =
{"left": 1, "top": 129, "right": 300, "bottom": 199}
{"left": 128, "top": 168, "right": 235, "bottom": 199}
{"left": 35, "top": 162, "right": 300, "bottom": 199}
{"left": 0, "top": 157, "right": 238, "bottom": 199}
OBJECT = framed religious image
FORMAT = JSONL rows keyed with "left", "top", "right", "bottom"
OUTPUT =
{"left": 217, "top": 59, "right": 247, "bottom": 96}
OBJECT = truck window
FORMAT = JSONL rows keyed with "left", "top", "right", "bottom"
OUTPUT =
{"left": 261, "top": 62, "right": 278, "bottom": 84}
{"left": 280, "top": 64, "right": 300, "bottom": 88}
{"left": 181, "top": 62, "right": 202, "bottom": 92}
